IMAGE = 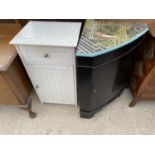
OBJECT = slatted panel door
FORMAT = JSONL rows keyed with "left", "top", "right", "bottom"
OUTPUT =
{"left": 25, "top": 64, "right": 76, "bottom": 105}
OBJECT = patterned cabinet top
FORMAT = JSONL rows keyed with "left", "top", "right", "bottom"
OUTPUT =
{"left": 10, "top": 21, "right": 82, "bottom": 47}
{"left": 76, "top": 20, "right": 149, "bottom": 57}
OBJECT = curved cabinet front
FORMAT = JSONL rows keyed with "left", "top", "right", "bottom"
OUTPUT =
{"left": 76, "top": 20, "right": 149, "bottom": 118}
{"left": 77, "top": 36, "right": 144, "bottom": 118}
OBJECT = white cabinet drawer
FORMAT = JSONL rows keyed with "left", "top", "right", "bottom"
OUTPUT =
{"left": 18, "top": 45, "right": 75, "bottom": 65}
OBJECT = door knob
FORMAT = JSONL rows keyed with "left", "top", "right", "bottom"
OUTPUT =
{"left": 35, "top": 85, "right": 39, "bottom": 89}
{"left": 44, "top": 53, "right": 49, "bottom": 58}
{"left": 93, "top": 88, "right": 97, "bottom": 93}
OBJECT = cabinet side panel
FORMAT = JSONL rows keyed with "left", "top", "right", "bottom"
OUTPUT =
{"left": 2, "top": 56, "right": 32, "bottom": 105}
{"left": 0, "top": 90, "right": 20, "bottom": 104}
{"left": 0, "top": 73, "right": 10, "bottom": 90}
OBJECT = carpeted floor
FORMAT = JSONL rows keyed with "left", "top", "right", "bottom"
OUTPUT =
{"left": 0, "top": 88, "right": 155, "bottom": 135}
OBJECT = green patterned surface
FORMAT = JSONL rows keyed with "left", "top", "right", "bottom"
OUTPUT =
{"left": 77, "top": 20, "right": 148, "bottom": 55}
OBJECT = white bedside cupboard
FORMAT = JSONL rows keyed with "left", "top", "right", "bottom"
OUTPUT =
{"left": 10, "top": 21, "right": 81, "bottom": 105}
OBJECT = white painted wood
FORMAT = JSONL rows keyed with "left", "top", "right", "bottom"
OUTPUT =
{"left": 10, "top": 21, "right": 81, "bottom": 47}
{"left": 15, "top": 44, "right": 77, "bottom": 105}
{"left": 25, "top": 64, "right": 75, "bottom": 104}
{"left": 11, "top": 21, "right": 81, "bottom": 105}
{"left": 18, "top": 45, "right": 74, "bottom": 66}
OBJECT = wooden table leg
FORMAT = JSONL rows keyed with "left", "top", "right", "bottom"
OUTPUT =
{"left": 129, "top": 97, "right": 139, "bottom": 107}
{"left": 18, "top": 97, "right": 37, "bottom": 119}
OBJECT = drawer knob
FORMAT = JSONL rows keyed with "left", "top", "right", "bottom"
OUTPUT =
{"left": 35, "top": 85, "right": 39, "bottom": 89}
{"left": 44, "top": 53, "right": 49, "bottom": 58}
{"left": 93, "top": 88, "right": 97, "bottom": 93}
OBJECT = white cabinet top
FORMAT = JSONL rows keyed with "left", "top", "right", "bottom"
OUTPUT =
{"left": 10, "top": 21, "right": 81, "bottom": 47}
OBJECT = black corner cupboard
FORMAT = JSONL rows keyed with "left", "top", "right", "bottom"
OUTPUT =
{"left": 77, "top": 37, "right": 144, "bottom": 118}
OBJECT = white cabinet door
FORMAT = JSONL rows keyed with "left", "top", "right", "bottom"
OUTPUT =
{"left": 26, "top": 64, "right": 76, "bottom": 105}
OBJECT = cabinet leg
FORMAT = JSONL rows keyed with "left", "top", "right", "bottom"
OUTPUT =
{"left": 19, "top": 97, "right": 37, "bottom": 119}
{"left": 129, "top": 97, "right": 139, "bottom": 107}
